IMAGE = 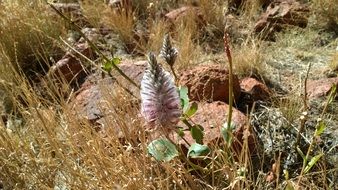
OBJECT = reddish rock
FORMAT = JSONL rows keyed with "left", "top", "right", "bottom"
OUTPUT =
{"left": 79, "top": 28, "right": 100, "bottom": 42}
{"left": 72, "top": 80, "right": 108, "bottom": 122}
{"left": 49, "top": 43, "right": 94, "bottom": 83}
{"left": 118, "top": 60, "right": 147, "bottom": 83}
{"left": 113, "top": 60, "right": 147, "bottom": 98}
{"left": 166, "top": 6, "right": 195, "bottom": 20}
{"left": 179, "top": 65, "right": 241, "bottom": 103}
{"left": 190, "top": 101, "right": 248, "bottom": 145}
{"left": 254, "top": 0, "right": 309, "bottom": 38}
{"left": 71, "top": 59, "right": 149, "bottom": 141}
{"left": 165, "top": 6, "right": 204, "bottom": 25}
{"left": 108, "top": 0, "right": 122, "bottom": 7}
{"left": 48, "top": 3, "right": 88, "bottom": 27}
{"left": 240, "top": 77, "right": 271, "bottom": 101}
{"left": 171, "top": 101, "right": 257, "bottom": 154}
{"left": 50, "top": 3, "right": 81, "bottom": 13}
{"left": 228, "top": 0, "right": 272, "bottom": 10}
{"left": 307, "top": 77, "right": 338, "bottom": 98}
{"left": 72, "top": 59, "right": 146, "bottom": 122}
{"left": 107, "top": 0, "right": 132, "bottom": 10}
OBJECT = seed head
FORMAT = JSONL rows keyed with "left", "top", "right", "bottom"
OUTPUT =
{"left": 140, "top": 52, "right": 182, "bottom": 129}
{"left": 159, "top": 34, "right": 178, "bottom": 67}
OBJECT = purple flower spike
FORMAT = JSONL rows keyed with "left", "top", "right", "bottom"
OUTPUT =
{"left": 140, "top": 52, "right": 182, "bottom": 129}
{"left": 159, "top": 34, "right": 178, "bottom": 67}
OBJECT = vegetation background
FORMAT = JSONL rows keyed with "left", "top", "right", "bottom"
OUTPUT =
{"left": 0, "top": 0, "right": 337, "bottom": 189}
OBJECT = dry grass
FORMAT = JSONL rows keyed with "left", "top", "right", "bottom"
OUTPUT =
{"left": 175, "top": 30, "right": 203, "bottom": 70}
{"left": 0, "top": 0, "right": 66, "bottom": 120}
{"left": 240, "top": 0, "right": 266, "bottom": 20}
{"left": 0, "top": 59, "right": 272, "bottom": 189}
{"left": 102, "top": 7, "right": 137, "bottom": 53}
{"left": 275, "top": 28, "right": 321, "bottom": 51}
{"left": 0, "top": 0, "right": 66, "bottom": 77}
{"left": 0, "top": 74, "right": 192, "bottom": 189}
{"left": 273, "top": 94, "right": 303, "bottom": 123}
{"left": 311, "top": 0, "right": 338, "bottom": 32}
{"left": 199, "top": 0, "right": 225, "bottom": 34}
{"left": 232, "top": 39, "right": 266, "bottom": 78}
{"left": 81, "top": 0, "right": 142, "bottom": 53}
{"left": 80, "top": 0, "right": 107, "bottom": 27}
{"left": 329, "top": 52, "right": 338, "bottom": 71}
{"left": 0, "top": 67, "right": 254, "bottom": 189}
{"left": 172, "top": 7, "right": 204, "bottom": 69}
{"left": 131, "top": 0, "right": 181, "bottom": 18}
{"left": 1, "top": 0, "right": 337, "bottom": 189}
{"left": 81, "top": 0, "right": 227, "bottom": 64}
{"left": 146, "top": 19, "right": 170, "bottom": 53}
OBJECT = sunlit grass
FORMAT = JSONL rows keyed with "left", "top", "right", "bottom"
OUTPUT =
{"left": 0, "top": 0, "right": 337, "bottom": 189}
{"left": 0, "top": 0, "right": 66, "bottom": 77}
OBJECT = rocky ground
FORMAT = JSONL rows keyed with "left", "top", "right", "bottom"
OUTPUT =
{"left": 0, "top": 0, "right": 337, "bottom": 189}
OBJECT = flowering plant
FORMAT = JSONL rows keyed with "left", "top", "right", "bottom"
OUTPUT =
{"left": 141, "top": 35, "right": 209, "bottom": 162}
{"left": 140, "top": 52, "right": 182, "bottom": 130}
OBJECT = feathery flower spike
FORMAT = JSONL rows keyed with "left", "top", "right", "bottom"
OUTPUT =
{"left": 140, "top": 52, "right": 182, "bottom": 129}
{"left": 159, "top": 34, "right": 178, "bottom": 67}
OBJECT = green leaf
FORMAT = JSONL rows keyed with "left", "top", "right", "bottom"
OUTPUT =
{"left": 179, "top": 86, "right": 189, "bottom": 113}
{"left": 221, "top": 122, "right": 236, "bottom": 144}
{"left": 296, "top": 147, "right": 306, "bottom": 160}
{"left": 315, "top": 120, "right": 326, "bottom": 136}
{"left": 304, "top": 153, "right": 323, "bottom": 174}
{"left": 102, "top": 62, "right": 113, "bottom": 73}
{"left": 101, "top": 57, "right": 121, "bottom": 73}
{"left": 185, "top": 102, "right": 198, "bottom": 117}
{"left": 285, "top": 181, "right": 295, "bottom": 190}
{"left": 237, "top": 167, "right": 247, "bottom": 177}
{"left": 147, "top": 138, "right": 179, "bottom": 162}
{"left": 190, "top": 125, "right": 204, "bottom": 144}
{"left": 283, "top": 170, "right": 294, "bottom": 190}
{"left": 177, "top": 128, "right": 185, "bottom": 138}
{"left": 112, "top": 57, "right": 121, "bottom": 65}
{"left": 283, "top": 170, "right": 289, "bottom": 180}
{"left": 327, "top": 84, "right": 337, "bottom": 104}
{"left": 221, "top": 127, "right": 231, "bottom": 144}
{"left": 187, "top": 143, "right": 210, "bottom": 158}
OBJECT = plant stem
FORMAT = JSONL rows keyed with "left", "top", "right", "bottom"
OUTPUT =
{"left": 320, "top": 84, "right": 336, "bottom": 117}
{"left": 223, "top": 32, "right": 233, "bottom": 132}
{"left": 295, "top": 62, "right": 312, "bottom": 149}
{"left": 180, "top": 118, "right": 193, "bottom": 146}
{"left": 182, "top": 118, "right": 193, "bottom": 129}
{"left": 303, "top": 62, "right": 312, "bottom": 110}
{"left": 297, "top": 133, "right": 315, "bottom": 189}
{"left": 170, "top": 65, "right": 178, "bottom": 83}
{"left": 296, "top": 83, "right": 336, "bottom": 189}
